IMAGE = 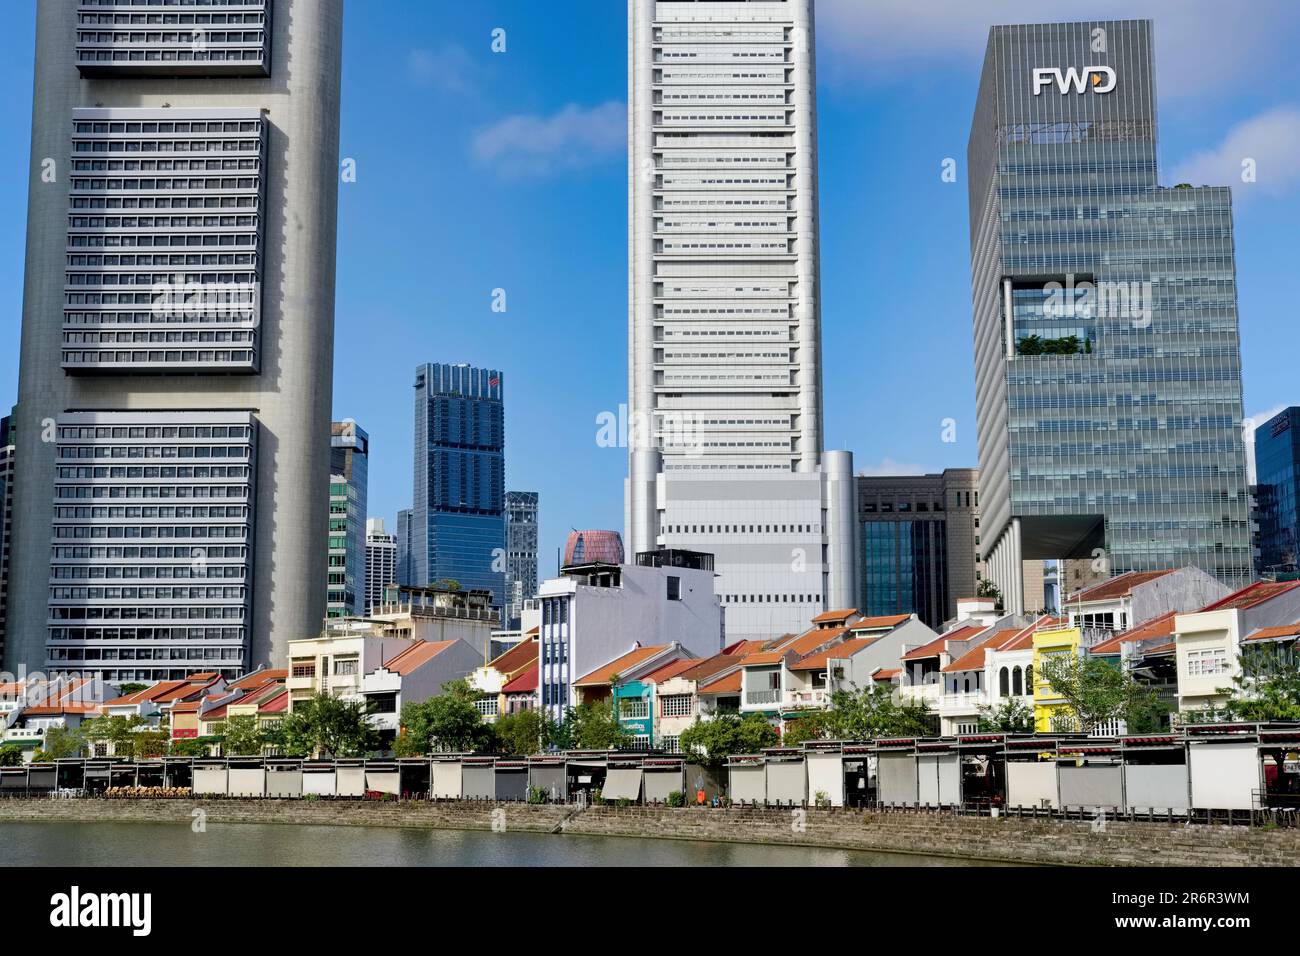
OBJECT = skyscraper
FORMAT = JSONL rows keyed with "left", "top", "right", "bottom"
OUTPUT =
{"left": 504, "top": 490, "right": 539, "bottom": 629}
{"left": 0, "top": 408, "right": 15, "bottom": 661}
{"left": 6, "top": 1, "right": 342, "bottom": 679}
{"left": 1254, "top": 407, "right": 1299, "bottom": 578}
{"left": 968, "top": 20, "right": 1252, "bottom": 614}
{"left": 411, "top": 363, "right": 507, "bottom": 605}
{"left": 396, "top": 508, "right": 413, "bottom": 587}
{"left": 625, "top": 0, "right": 858, "bottom": 640}
{"left": 327, "top": 421, "right": 368, "bottom": 619}
{"left": 364, "top": 517, "right": 397, "bottom": 615}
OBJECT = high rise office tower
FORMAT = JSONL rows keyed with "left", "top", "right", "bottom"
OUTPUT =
{"left": 395, "top": 508, "right": 413, "bottom": 587}
{"left": 504, "top": 490, "right": 539, "bottom": 629}
{"left": 968, "top": 20, "right": 1252, "bottom": 614}
{"left": 411, "top": 364, "right": 507, "bottom": 605}
{"left": 1253, "top": 407, "right": 1299, "bottom": 578}
{"left": 6, "top": 1, "right": 342, "bottom": 679}
{"left": 0, "top": 408, "right": 15, "bottom": 661}
{"left": 327, "top": 421, "right": 369, "bottom": 619}
{"left": 364, "top": 517, "right": 397, "bottom": 615}
{"left": 625, "top": 0, "right": 858, "bottom": 641}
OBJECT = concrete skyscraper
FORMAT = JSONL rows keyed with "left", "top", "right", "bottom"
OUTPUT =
{"left": 625, "top": 0, "right": 857, "bottom": 641}
{"left": 411, "top": 363, "right": 507, "bottom": 605}
{"left": 7, "top": 1, "right": 343, "bottom": 680}
{"left": 968, "top": 20, "right": 1252, "bottom": 614}
{"left": 364, "top": 517, "right": 398, "bottom": 615}
{"left": 327, "top": 421, "right": 369, "bottom": 619}
{"left": 504, "top": 490, "right": 539, "bottom": 629}
{"left": 0, "top": 408, "right": 15, "bottom": 662}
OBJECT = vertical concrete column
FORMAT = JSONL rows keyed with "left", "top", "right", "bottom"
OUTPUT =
{"left": 792, "top": 0, "right": 822, "bottom": 471}
{"left": 822, "top": 451, "right": 859, "bottom": 611}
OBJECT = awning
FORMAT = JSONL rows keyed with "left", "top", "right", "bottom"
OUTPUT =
{"left": 766, "top": 760, "right": 806, "bottom": 805}
{"left": 643, "top": 768, "right": 683, "bottom": 803}
{"left": 602, "top": 767, "right": 643, "bottom": 802}
{"left": 729, "top": 763, "right": 766, "bottom": 804}
{"left": 432, "top": 761, "right": 462, "bottom": 798}
{"left": 365, "top": 770, "right": 400, "bottom": 795}
{"left": 462, "top": 766, "right": 495, "bottom": 799}
{"left": 335, "top": 767, "right": 365, "bottom": 797}
{"left": 266, "top": 769, "right": 303, "bottom": 797}
{"left": 228, "top": 768, "right": 265, "bottom": 797}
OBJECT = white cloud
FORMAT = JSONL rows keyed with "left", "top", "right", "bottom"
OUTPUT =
{"left": 856, "top": 457, "right": 933, "bottom": 477}
{"left": 471, "top": 102, "right": 625, "bottom": 178}
{"left": 1169, "top": 107, "right": 1300, "bottom": 199}
{"left": 407, "top": 45, "right": 479, "bottom": 95}
{"left": 816, "top": 0, "right": 1293, "bottom": 98}
{"left": 1245, "top": 404, "right": 1288, "bottom": 484}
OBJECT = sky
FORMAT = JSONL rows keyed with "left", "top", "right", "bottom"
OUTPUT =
{"left": 0, "top": 0, "right": 1297, "bottom": 579}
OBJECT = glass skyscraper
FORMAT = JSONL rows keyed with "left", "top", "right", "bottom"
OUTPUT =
{"left": 1254, "top": 407, "right": 1299, "bottom": 578}
{"left": 968, "top": 20, "right": 1251, "bottom": 613}
{"left": 327, "top": 421, "right": 368, "bottom": 619}
{"left": 504, "top": 490, "right": 539, "bottom": 629}
{"left": 410, "top": 363, "right": 507, "bottom": 606}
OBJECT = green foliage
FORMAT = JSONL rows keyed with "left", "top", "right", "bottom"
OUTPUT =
{"left": 0, "top": 744, "right": 24, "bottom": 766}
{"left": 393, "top": 680, "right": 497, "bottom": 756}
{"left": 1016, "top": 334, "right": 1084, "bottom": 356}
{"left": 168, "top": 737, "right": 210, "bottom": 758}
{"left": 569, "top": 698, "right": 629, "bottom": 750}
{"left": 115, "top": 683, "right": 150, "bottom": 697}
{"left": 527, "top": 785, "right": 550, "bottom": 805}
{"left": 976, "top": 579, "right": 1004, "bottom": 610}
{"left": 1204, "top": 646, "right": 1300, "bottom": 722}
{"left": 220, "top": 714, "right": 264, "bottom": 756}
{"left": 977, "top": 697, "right": 1035, "bottom": 733}
{"left": 36, "top": 726, "right": 86, "bottom": 760}
{"left": 495, "top": 708, "right": 553, "bottom": 756}
{"left": 784, "top": 684, "right": 936, "bottom": 745}
{"left": 268, "top": 693, "right": 379, "bottom": 758}
{"left": 131, "top": 728, "right": 169, "bottom": 759}
{"left": 678, "top": 713, "right": 779, "bottom": 767}
{"left": 666, "top": 790, "right": 686, "bottom": 808}
{"left": 1038, "top": 652, "right": 1166, "bottom": 733}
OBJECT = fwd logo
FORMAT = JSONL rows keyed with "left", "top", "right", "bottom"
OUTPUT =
{"left": 1032, "top": 66, "right": 1116, "bottom": 95}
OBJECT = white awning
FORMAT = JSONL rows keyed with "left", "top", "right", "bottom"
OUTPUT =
{"left": 602, "top": 767, "right": 643, "bottom": 802}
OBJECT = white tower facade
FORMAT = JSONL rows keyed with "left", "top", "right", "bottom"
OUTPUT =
{"left": 626, "top": 0, "right": 857, "bottom": 640}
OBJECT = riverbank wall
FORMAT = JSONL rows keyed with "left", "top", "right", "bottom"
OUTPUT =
{"left": 2, "top": 799, "right": 1297, "bottom": 866}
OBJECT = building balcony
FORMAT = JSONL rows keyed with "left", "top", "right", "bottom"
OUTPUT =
{"left": 784, "top": 688, "right": 829, "bottom": 709}
{"left": 744, "top": 688, "right": 780, "bottom": 707}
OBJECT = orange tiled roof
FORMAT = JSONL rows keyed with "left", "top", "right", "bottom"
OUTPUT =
{"left": 1201, "top": 580, "right": 1300, "bottom": 612}
{"left": 229, "top": 669, "right": 287, "bottom": 690}
{"left": 769, "top": 625, "right": 850, "bottom": 658}
{"left": 106, "top": 679, "right": 189, "bottom": 706}
{"left": 381, "top": 640, "right": 458, "bottom": 676}
{"left": 574, "top": 645, "right": 673, "bottom": 687}
{"left": 486, "top": 638, "right": 539, "bottom": 677}
{"left": 670, "top": 653, "right": 742, "bottom": 685}
{"left": 872, "top": 668, "right": 900, "bottom": 681}
{"left": 258, "top": 691, "right": 288, "bottom": 714}
{"left": 698, "top": 671, "right": 742, "bottom": 695}
{"left": 170, "top": 701, "right": 201, "bottom": 713}
{"left": 641, "top": 657, "right": 699, "bottom": 684}
{"left": 848, "top": 613, "right": 911, "bottom": 631}
{"left": 1143, "top": 641, "right": 1176, "bottom": 656}
{"left": 810, "top": 608, "right": 858, "bottom": 625}
{"left": 1065, "top": 569, "right": 1177, "bottom": 604}
{"left": 722, "top": 639, "right": 766, "bottom": 656}
{"left": 1244, "top": 623, "right": 1300, "bottom": 643}
{"left": 1089, "top": 611, "right": 1178, "bottom": 655}
{"left": 789, "top": 638, "right": 876, "bottom": 671}
{"left": 901, "top": 624, "right": 984, "bottom": 661}
{"left": 739, "top": 650, "right": 788, "bottom": 667}
{"left": 502, "top": 665, "right": 538, "bottom": 694}
{"left": 942, "top": 644, "right": 992, "bottom": 673}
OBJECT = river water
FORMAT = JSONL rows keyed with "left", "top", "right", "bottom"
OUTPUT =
{"left": 0, "top": 821, "right": 1008, "bottom": 866}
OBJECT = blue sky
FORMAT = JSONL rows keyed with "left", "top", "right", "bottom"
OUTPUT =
{"left": 1, "top": 0, "right": 1297, "bottom": 578}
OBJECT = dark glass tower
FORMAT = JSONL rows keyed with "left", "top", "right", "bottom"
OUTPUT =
{"left": 968, "top": 20, "right": 1251, "bottom": 612}
{"left": 411, "top": 364, "right": 506, "bottom": 605}
{"left": 1254, "top": 407, "right": 1300, "bottom": 578}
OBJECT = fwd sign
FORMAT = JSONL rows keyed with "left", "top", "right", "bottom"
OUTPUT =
{"left": 1032, "top": 66, "right": 1116, "bottom": 95}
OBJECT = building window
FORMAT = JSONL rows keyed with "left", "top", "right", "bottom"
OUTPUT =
{"left": 334, "top": 658, "right": 357, "bottom": 676}
{"left": 1187, "top": 648, "right": 1228, "bottom": 677}
{"left": 1012, "top": 666, "right": 1022, "bottom": 696}
{"left": 666, "top": 575, "right": 681, "bottom": 601}
{"left": 661, "top": 735, "right": 681, "bottom": 754}
{"left": 661, "top": 694, "right": 693, "bottom": 718}
{"left": 620, "top": 698, "right": 649, "bottom": 720}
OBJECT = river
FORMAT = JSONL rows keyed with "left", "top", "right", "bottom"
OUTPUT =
{"left": 0, "top": 821, "right": 1010, "bottom": 866}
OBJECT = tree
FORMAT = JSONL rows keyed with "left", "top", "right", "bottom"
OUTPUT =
{"left": 115, "top": 683, "right": 150, "bottom": 697}
{"left": 393, "top": 680, "right": 497, "bottom": 756}
{"left": 678, "top": 713, "right": 779, "bottom": 767}
{"left": 34, "top": 726, "right": 85, "bottom": 761}
{"left": 269, "top": 693, "right": 378, "bottom": 758}
{"left": 495, "top": 709, "right": 553, "bottom": 756}
{"left": 80, "top": 714, "right": 151, "bottom": 757}
{"left": 168, "top": 737, "right": 210, "bottom": 758}
{"left": 0, "top": 744, "right": 24, "bottom": 766}
{"left": 569, "top": 698, "right": 629, "bottom": 751}
{"left": 977, "top": 697, "right": 1035, "bottom": 733}
{"left": 1038, "top": 652, "right": 1165, "bottom": 733}
{"left": 1211, "top": 646, "right": 1300, "bottom": 722}
{"left": 976, "top": 579, "right": 1004, "bottom": 611}
{"left": 132, "top": 728, "right": 170, "bottom": 759}
{"left": 220, "top": 714, "right": 264, "bottom": 756}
